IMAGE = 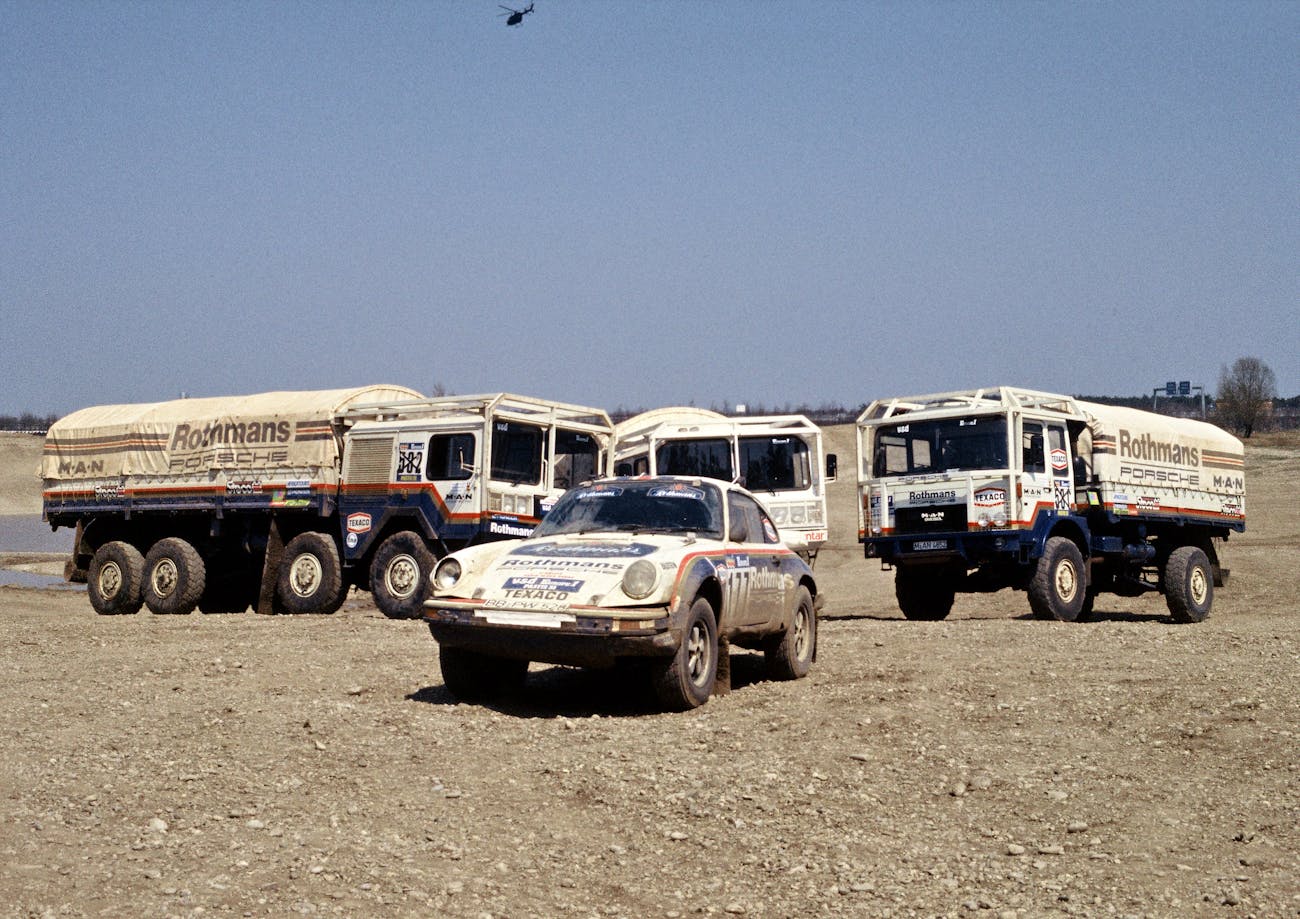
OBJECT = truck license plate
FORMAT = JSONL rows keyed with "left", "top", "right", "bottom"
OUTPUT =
{"left": 912, "top": 539, "right": 949, "bottom": 551}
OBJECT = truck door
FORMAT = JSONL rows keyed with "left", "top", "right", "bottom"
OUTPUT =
{"left": 485, "top": 420, "right": 546, "bottom": 538}
{"left": 543, "top": 427, "right": 603, "bottom": 515}
{"left": 1018, "top": 420, "right": 1052, "bottom": 527}
{"left": 1046, "top": 424, "right": 1073, "bottom": 513}
{"left": 424, "top": 430, "right": 478, "bottom": 530}
{"left": 1019, "top": 421, "right": 1072, "bottom": 526}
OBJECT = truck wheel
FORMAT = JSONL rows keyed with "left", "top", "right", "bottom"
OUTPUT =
{"left": 370, "top": 531, "right": 437, "bottom": 620}
{"left": 87, "top": 541, "right": 145, "bottom": 615}
{"left": 764, "top": 586, "right": 817, "bottom": 680}
{"left": 652, "top": 597, "right": 718, "bottom": 710}
{"left": 1028, "top": 536, "right": 1086, "bottom": 622}
{"left": 277, "top": 532, "right": 345, "bottom": 614}
{"left": 439, "top": 646, "right": 528, "bottom": 703}
{"left": 142, "top": 537, "right": 206, "bottom": 615}
{"left": 1165, "top": 546, "right": 1213, "bottom": 623}
{"left": 895, "top": 566, "right": 955, "bottom": 620}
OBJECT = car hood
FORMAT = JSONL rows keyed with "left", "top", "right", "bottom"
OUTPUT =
{"left": 444, "top": 532, "right": 698, "bottom": 609}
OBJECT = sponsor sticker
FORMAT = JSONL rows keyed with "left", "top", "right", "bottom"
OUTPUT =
{"left": 347, "top": 512, "right": 372, "bottom": 534}
{"left": 286, "top": 478, "right": 312, "bottom": 498}
{"left": 973, "top": 486, "right": 1007, "bottom": 508}
{"left": 226, "top": 480, "right": 261, "bottom": 497}
{"left": 647, "top": 485, "right": 705, "bottom": 500}
{"left": 396, "top": 443, "right": 424, "bottom": 482}
{"left": 346, "top": 532, "right": 359, "bottom": 549}
{"left": 503, "top": 576, "right": 583, "bottom": 593}
{"left": 1051, "top": 448, "right": 1068, "bottom": 472}
{"left": 802, "top": 529, "right": 827, "bottom": 544}
{"left": 1137, "top": 496, "right": 1160, "bottom": 511}
{"left": 510, "top": 542, "right": 656, "bottom": 558}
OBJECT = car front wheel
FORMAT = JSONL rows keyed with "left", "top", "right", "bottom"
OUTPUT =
{"left": 652, "top": 597, "right": 718, "bottom": 711}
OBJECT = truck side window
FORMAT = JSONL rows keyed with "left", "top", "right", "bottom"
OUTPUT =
{"left": 490, "top": 422, "right": 543, "bottom": 485}
{"left": 553, "top": 428, "right": 601, "bottom": 490}
{"left": 426, "top": 433, "right": 475, "bottom": 481}
{"left": 1047, "top": 426, "right": 1067, "bottom": 476}
{"left": 1022, "top": 421, "right": 1045, "bottom": 474}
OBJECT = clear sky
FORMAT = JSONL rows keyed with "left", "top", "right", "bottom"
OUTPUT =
{"left": 3, "top": 1, "right": 1296, "bottom": 416}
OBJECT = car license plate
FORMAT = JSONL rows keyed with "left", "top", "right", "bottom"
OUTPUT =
{"left": 912, "top": 539, "right": 949, "bottom": 551}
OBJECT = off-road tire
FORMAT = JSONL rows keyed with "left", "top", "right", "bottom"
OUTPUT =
{"left": 1028, "top": 536, "right": 1086, "bottom": 622}
{"left": 277, "top": 532, "right": 344, "bottom": 614}
{"left": 764, "top": 586, "right": 817, "bottom": 680}
{"left": 370, "top": 531, "right": 437, "bottom": 620}
{"left": 438, "top": 647, "right": 528, "bottom": 703}
{"left": 1165, "top": 545, "right": 1213, "bottom": 623}
{"left": 895, "top": 566, "right": 956, "bottom": 621}
{"left": 87, "top": 541, "right": 145, "bottom": 615}
{"left": 652, "top": 597, "right": 718, "bottom": 711}
{"left": 142, "top": 537, "right": 206, "bottom": 615}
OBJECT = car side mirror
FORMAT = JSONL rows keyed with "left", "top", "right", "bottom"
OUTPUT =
{"left": 825, "top": 453, "right": 838, "bottom": 483}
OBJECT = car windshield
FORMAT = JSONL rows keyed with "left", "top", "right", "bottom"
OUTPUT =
{"left": 533, "top": 481, "right": 725, "bottom": 539}
{"left": 872, "top": 415, "right": 1009, "bottom": 476}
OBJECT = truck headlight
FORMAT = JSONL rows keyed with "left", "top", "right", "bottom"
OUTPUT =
{"left": 993, "top": 511, "right": 1008, "bottom": 527}
{"left": 977, "top": 513, "right": 991, "bottom": 528}
{"left": 433, "top": 558, "right": 462, "bottom": 591}
{"left": 621, "top": 559, "right": 658, "bottom": 600}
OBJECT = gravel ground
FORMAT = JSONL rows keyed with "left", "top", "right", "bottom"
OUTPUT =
{"left": 1, "top": 430, "right": 1297, "bottom": 919}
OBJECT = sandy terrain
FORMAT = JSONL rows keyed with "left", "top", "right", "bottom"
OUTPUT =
{"left": 1, "top": 427, "right": 1297, "bottom": 918}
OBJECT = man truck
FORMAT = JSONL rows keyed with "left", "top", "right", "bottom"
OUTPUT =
{"left": 42, "top": 387, "right": 614, "bottom": 619}
{"left": 856, "top": 387, "right": 1245, "bottom": 622}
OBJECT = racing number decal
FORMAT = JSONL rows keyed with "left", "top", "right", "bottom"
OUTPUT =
{"left": 397, "top": 442, "right": 424, "bottom": 483}
{"left": 1054, "top": 479, "right": 1072, "bottom": 512}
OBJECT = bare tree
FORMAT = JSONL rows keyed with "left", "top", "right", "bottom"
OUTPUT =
{"left": 1215, "top": 357, "right": 1276, "bottom": 438}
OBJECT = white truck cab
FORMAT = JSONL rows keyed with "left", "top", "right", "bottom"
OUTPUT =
{"left": 613, "top": 407, "right": 835, "bottom": 563}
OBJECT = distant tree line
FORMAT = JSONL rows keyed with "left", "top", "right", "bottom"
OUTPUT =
{"left": 0, "top": 412, "right": 59, "bottom": 433}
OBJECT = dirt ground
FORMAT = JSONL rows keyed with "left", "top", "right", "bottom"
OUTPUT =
{"left": 1, "top": 427, "right": 1297, "bottom": 918}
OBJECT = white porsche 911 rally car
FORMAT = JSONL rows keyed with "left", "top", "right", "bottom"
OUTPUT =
{"left": 424, "top": 476, "right": 821, "bottom": 710}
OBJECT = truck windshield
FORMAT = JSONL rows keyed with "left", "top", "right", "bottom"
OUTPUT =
{"left": 739, "top": 435, "right": 811, "bottom": 492}
{"left": 872, "top": 416, "right": 1008, "bottom": 476}
{"left": 533, "top": 481, "right": 724, "bottom": 539}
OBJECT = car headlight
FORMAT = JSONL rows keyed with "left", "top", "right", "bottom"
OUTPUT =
{"left": 621, "top": 559, "right": 658, "bottom": 600}
{"left": 433, "top": 558, "right": 462, "bottom": 591}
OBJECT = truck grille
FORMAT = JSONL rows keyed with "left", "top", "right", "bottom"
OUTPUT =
{"left": 345, "top": 437, "right": 395, "bottom": 485}
{"left": 894, "top": 504, "right": 967, "bottom": 534}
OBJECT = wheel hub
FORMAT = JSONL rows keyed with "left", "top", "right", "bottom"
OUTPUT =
{"left": 385, "top": 555, "right": 419, "bottom": 599}
{"left": 151, "top": 559, "right": 178, "bottom": 598}
{"left": 289, "top": 555, "right": 322, "bottom": 598}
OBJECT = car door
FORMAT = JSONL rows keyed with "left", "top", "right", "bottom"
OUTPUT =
{"left": 724, "top": 491, "right": 784, "bottom": 627}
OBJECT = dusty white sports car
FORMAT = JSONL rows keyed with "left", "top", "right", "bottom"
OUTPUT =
{"left": 424, "top": 476, "right": 821, "bottom": 710}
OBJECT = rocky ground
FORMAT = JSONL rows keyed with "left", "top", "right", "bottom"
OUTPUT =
{"left": 1, "top": 429, "right": 1297, "bottom": 918}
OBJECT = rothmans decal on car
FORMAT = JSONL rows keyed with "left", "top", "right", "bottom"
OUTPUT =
{"left": 509, "top": 541, "right": 658, "bottom": 558}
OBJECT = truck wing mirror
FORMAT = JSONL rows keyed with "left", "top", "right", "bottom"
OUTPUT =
{"left": 825, "top": 453, "right": 838, "bottom": 483}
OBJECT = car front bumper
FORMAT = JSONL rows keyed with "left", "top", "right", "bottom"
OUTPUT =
{"left": 423, "top": 600, "right": 678, "bottom": 668}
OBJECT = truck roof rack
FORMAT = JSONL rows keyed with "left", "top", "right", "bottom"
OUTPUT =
{"left": 340, "top": 392, "right": 613, "bottom": 431}
{"left": 858, "top": 387, "right": 1087, "bottom": 423}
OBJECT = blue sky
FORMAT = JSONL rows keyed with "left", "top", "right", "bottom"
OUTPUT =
{"left": 3, "top": 1, "right": 1296, "bottom": 415}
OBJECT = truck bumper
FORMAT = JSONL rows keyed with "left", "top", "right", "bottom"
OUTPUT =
{"left": 864, "top": 530, "right": 1033, "bottom": 566}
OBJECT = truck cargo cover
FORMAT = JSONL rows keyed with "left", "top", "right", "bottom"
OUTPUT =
{"left": 43, "top": 385, "right": 422, "bottom": 483}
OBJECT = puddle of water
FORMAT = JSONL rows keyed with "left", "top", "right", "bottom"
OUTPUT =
{"left": 0, "top": 569, "right": 84, "bottom": 590}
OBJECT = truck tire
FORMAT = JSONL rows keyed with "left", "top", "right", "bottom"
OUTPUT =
{"left": 652, "top": 596, "right": 718, "bottom": 710}
{"left": 1028, "top": 536, "right": 1086, "bottom": 622}
{"left": 895, "top": 566, "right": 955, "bottom": 621}
{"left": 277, "top": 532, "right": 344, "bottom": 614}
{"left": 439, "top": 646, "right": 528, "bottom": 703}
{"left": 87, "top": 541, "right": 145, "bottom": 615}
{"left": 370, "top": 531, "right": 437, "bottom": 620}
{"left": 764, "top": 586, "right": 817, "bottom": 680}
{"left": 1165, "top": 545, "right": 1213, "bottom": 623}
{"left": 142, "top": 537, "right": 206, "bottom": 615}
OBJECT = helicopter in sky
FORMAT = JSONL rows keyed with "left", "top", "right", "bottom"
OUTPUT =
{"left": 498, "top": 3, "right": 534, "bottom": 26}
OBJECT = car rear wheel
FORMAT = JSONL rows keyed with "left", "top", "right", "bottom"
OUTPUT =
{"left": 652, "top": 597, "right": 718, "bottom": 711}
{"left": 764, "top": 586, "right": 816, "bottom": 680}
